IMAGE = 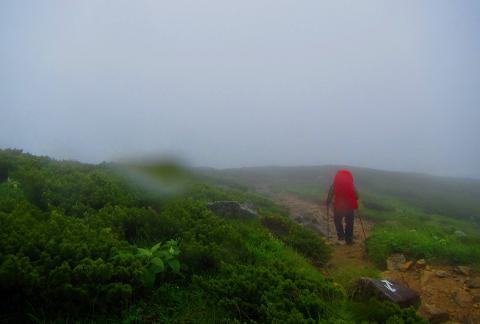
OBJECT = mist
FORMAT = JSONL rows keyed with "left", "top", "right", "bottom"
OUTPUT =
{"left": 1, "top": 0, "right": 479, "bottom": 178}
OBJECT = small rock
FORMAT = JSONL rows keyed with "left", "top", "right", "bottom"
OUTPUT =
{"left": 207, "top": 201, "right": 258, "bottom": 219}
{"left": 401, "top": 261, "right": 414, "bottom": 272}
{"left": 465, "top": 278, "right": 480, "bottom": 289}
{"left": 454, "top": 265, "right": 471, "bottom": 276}
{"left": 387, "top": 254, "right": 407, "bottom": 271}
{"left": 454, "top": 230, "right": 467, "bottom": 238}
{"left": 473, "top": 293, "right": 480, "bottom": 303}
{"left": 416, "top": 259, "right": 427, "bottom": 268}
{"left": 420, "top": 304, "right": 450, "bottom": 324}
{"left": 436, "top": 270, "right": 449, "bottom": 278}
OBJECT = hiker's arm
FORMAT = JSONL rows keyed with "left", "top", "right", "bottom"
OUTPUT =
{"left": 326, "top": 184, "right": 334, "bottom": 206}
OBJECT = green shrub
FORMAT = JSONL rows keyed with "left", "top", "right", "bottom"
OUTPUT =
{"left": 135, "top": 240, "right": 181, "bottom": 287}
{"left": 196, "top": 262, "right": 343, "bottom": 323}
{"left": 349, "top": 298, "right": 427, "bottom": 323}
{"left": 366, "top": 225, "right": 480, "bottom": 267}
{"left": 4, "top": 149, "right": 438, "bottom": 322}
{"left": 0, "top": 181, "right": 25, "bottom": 213}
{"left": 261, "top": 214, "right": 331, "bottom": 266}
{"left": 0, "top": 208, "right": 143, "bottom": 317}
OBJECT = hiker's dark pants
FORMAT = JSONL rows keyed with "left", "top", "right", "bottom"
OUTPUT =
{"left": 334, "top": 210, "right": 354, "bottom": 243}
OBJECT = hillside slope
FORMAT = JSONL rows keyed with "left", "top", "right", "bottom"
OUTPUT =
{"left": 201, "top": 165, "right": 480, "bottom": 322}
{"left": 0, "top": 150, "right": 424, "bottom": 323}
{"left": 199, "top": 165, "right": 480, "bottom": 222}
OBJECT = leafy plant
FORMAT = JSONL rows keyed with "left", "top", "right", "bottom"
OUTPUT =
{"left": 136, "top": 240, "right": 181, "bottom": 287}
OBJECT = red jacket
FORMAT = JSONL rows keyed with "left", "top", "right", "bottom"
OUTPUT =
{"left": 327, "top": 169, "right": 359, "bottom": 212}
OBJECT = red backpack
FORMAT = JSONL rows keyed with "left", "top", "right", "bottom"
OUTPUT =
{"left": 333, "top": 169, "right": 358, "bottom": 211}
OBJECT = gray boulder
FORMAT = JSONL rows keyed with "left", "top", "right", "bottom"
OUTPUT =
{"left": 454, "top": 230, "right": 467, "bottom": 238}
{"left": 353, "top": 277, "right": 421, "bottom": 308}
{"left": 207, "top": 201, "right": 258, "bottom": 219}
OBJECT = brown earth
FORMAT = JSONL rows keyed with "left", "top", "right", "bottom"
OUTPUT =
{"left": 258, "top": 188, "right": 480, "bottom": 323}
{"left": 384, "top": 264, "right": 480, "bottom": 323}
{"left": 264, "top": 191, "right": 374, "bottom": 271}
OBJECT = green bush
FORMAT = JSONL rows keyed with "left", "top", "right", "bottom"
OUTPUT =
{"left": 135, "top": 240, "right": 181, "bottom": 287}
{"left": 0, "top": 213, "right": 137, "bottom": 318}
{"left": 261, "top": 214, "right": 331, "bottom": 266}
{"left": 4, "top": 149, "right": 434, "bottom": 322}
{"left": 349, "top": 298, "right": 427, "bottom": 323}
{"left": 197, "top": 262, "right": 343, "bottom": 322}
{"left": 366, "top": 225, "right": 480, "bottom": 267}
{"left": 359, "top": 193, "right": 480, "bottom": 267}
{"left": 0, "top": 150, "right": 262, "bottom": 321}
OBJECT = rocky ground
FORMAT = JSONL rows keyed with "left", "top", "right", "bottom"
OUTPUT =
{"left": 259, "top": 189, "right": 480, "bottom": 323}
{"left": 384, "top": 256, "right": 480, "bottom": 323}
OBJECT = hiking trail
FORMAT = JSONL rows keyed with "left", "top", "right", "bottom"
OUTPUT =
{"left": 256, "top": 185, "right": 480, "bottom": 323}
{"left": 257, "top": 187, "right": 374, "bottom": 276}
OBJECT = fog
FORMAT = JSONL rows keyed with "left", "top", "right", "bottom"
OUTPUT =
{"left": 1, "top": 1, "right": 479, "bottom": 178}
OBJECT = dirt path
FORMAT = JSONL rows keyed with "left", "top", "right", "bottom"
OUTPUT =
{"left": 259, "top": 188, "right": 480, "bottom": 323}
{"left": 261, "top": 190, "right": 374, "bottom": 274}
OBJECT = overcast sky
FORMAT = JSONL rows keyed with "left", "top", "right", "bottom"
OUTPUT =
{"left": 1, "top": 1, "right": 479, "bottom": 178}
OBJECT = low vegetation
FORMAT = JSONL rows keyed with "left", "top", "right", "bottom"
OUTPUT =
{"left": 207, "top": 165, "right": 480, "bottom": 223}
{"left": 204, "top": 166, "right": 480, "bottom": 269}
{"left": 0, "top": 149, "right": 425, "bottom": 322}
{"left": 362, "top": 193, "right": 480, "bottom": 268}
{"left": 260, "top": 214, "right": 332, "bottom": 266}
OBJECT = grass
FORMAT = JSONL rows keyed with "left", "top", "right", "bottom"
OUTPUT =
{"left": 205, "top": 165, "right": 480, "bottom": 222}
{"left": 328, "top": 262, "right": 380, "bottom": 295}
{"left": 216, "top": 219, "right": 424, "bottom": 324}
{"left": 120, "top": 217, "right": 335, "bottom": 323}
{"left": 361, "top": 192, "right": 480, "bottom": 267}
{"left": 196, "top": 166, "right": 470, "bottom": 322}
{"left": 272, "top": 183, "right": 326, "bottom": 203}
{"left": 238, "top": 219, "right": 331, "bottom": 284}
{"left": 206, "top": 166, "right": 480, "bottom": 268}
{"left": 2, "top": 150, "right": 472, "bottom": 323}
{"left": 366, "top": 224, "right": 480, "bottom": 267}
{"left": 269, "top": 178, "right": 480, "bottom": 268}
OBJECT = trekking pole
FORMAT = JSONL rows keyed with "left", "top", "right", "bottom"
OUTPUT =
{"left": 356, "top": 211, "right": 367, "bottom": 241}
{"left": 326, "top": 204, "right": 330, "bottom": 240}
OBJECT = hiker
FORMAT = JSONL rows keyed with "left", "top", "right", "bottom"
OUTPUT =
{"left": 326, "top": 169, "right": 359, "bottom": 245}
